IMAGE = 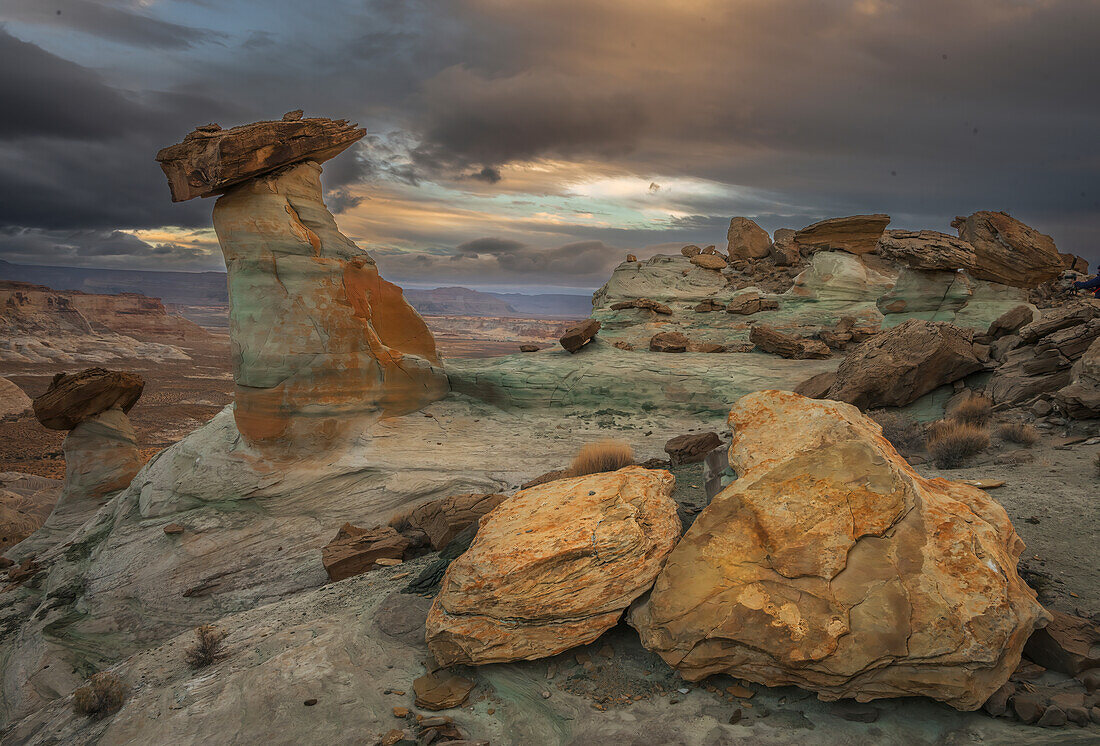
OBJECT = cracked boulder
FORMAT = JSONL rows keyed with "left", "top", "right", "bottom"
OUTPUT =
{"left": 630, "top": 390, "right": 1047, "bottom": 710}
{"left": 426, "top": 466, "right": 680, "bottom": 666}
{"left": 950, "top": 211, "right": 1064, "bottom": 288}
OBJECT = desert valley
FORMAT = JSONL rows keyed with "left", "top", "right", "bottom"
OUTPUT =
{"left": 0, "top": 110, "right": 1096, "bottom": 746}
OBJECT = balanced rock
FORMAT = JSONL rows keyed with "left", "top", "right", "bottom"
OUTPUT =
{"left": 650, "top": 332, "right": 689, "bottom": 353}
{"left": 825, "top": 319, "right": 984, "bottom": 408}
{"left": 749, "top": 325, "right": 830, "bottom": 359}
{"left": 426, "top": 467, "right": 680, "bottom": 665}
{"left": 690, "top": 254, "right": 728, "bottom": 271}
{"left": 32, "top": 368, "right": 144, "bottom": 431}
{"left": 663, "top": 431, "right": 722, "bottom": 466}
{"left": 680, "top": 245, "right": 701, "bottom": 257}
{"left": 156, "top": 116, "right": 366, "bottom": 202}
{"left": 629, "top": 390, "right": 1047, "bottom": 710}
{"left": 560, "top": 319, "right": 601, "bottom": 353}
{"left": 390, "top": 492, "right": 507, "bottom": 551}
{"left": 59, "top": 408, "right": 142, "bottom": 503}
{"left": 322, "top": 523, "right": 411, "bottom": 582}
{"left": 726, "top": 217, "right": 772, "bottom": 260}
{"left": 950, "top": 211, "right": 1064, "bottom": 288}
{"left": 0, "top": 378, "right": 31, "bottom": 421}
{"left": 210, "top": 161, "right": 446, "bottom": 447}
{"left": 794, "top": 214, "right": 890, "bottom": 255}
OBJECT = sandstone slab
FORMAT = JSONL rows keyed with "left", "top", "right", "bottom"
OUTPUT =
{"left": 0, "top": 378, "right": 31, "bottom": 421}
{"left": 32, "top": 368, "right": 144, "bottom": 431}
{"left": 951, "top": 211, "right": 1064, "bottom": 288}
{"left": 322, "top": 523, "right": 411, "bottom": 582}
{"left": 663, "top": 432, "right": 721, "bottom": 466}
{"left": 689, "top": 254, "right": 728, "bottom": 271}
{"left": 560, "top": 319, "right": 601, "bottom": 353}
{"left": 156, "top": 116, "right": 366, "bottom": 202}
{"left": 630, "top": 390, "right": 1048, "bottom": 710}
{"left": 649, "top": 332, "right": 689, "bottom": 353}
{"left": 390, "top": 493, "right": 507, "bottom": 551}
{"left": 749, "top": 325, "right": 830, "bottom": 359}
{"left": 426, "top": 467, "right": 680, "bottom": 665}
{"left": 1023, "top": 611, "right": 1100, "bottom": 677}
{"left": 1055, "top": 337, "right": 1100, "bottom": 417}
{"left": 877, "top": 229, "right": 976, "bottom": 271}
{"left": 794, "top": 215, "right": 890, "bottom": 255}
{"left": 726, "top": 217, "right": 771, "bottom": 259}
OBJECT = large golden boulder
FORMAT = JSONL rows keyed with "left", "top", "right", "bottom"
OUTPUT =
{"left": 630, "top": 390, "right": 1047, "bottom": 711}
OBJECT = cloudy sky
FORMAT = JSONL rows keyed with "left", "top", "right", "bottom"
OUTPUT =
{"left": 1, "top": 0, "right": 1097, "bottom": 292}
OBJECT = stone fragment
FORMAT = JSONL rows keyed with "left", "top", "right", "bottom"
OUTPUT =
{"left": 1036, "top": 706, "right": 1067, "bottom": 727}
{"left": 0, "top": 378, "right": 31, "bottom": 421}
{"left": 163, "top": 523, "right": 184, "bottom": 535}
{"left": 559, "top": 319, "right": 601, "bottom": 353}
{"left": 389, "top": 492, "right": 507, "bottom": 551}
{"left": 649, "top": 332, "right": 689, "bottom": 353}
{"left": 663, "top": 432, "right": 722, "bottom": 466}
{"left": 794, "top": 371, "right": 837, "bottom": 400}
{"left": 321, "top": 523, "right": 411, "bottom": 582}
{"left": 689, "top": 254, "right": 728, "bottom": 271}
{"left": 680, "top": 245, "right": 701, "bottom": 258}
{"left": 694, "top": 299, "right": 725, "bottom": 313}
{"left": 793, "top": 214, "right": 890, "bottom": 255}
{"left": 629, "top": 390, "right": 1047, "bottom": 710}
{"left": 1018, "top": 301, "right": 1100, "bottom": 344}
{"left": 612, "top": 340, "right": 635, "bottom": 351}
{"left": 32, "top": 368, "right": 144, "bottom": 431}
{"left": 876, "top": 229, "right": 977, "bottom": 271}
{"left": 59, "top": 408, "right": 142, "bottom": 504}
{"left": 1023, "top": 610, "right": 1100, "bottom": 676}
{"left": 610, "top": 299, "right": 672, "bottom": 314}
{"left": 987, "top": 305, "right": 1034, "bottom": 339}
{"left": 770, "top": 229, "right": 801, "bottom": 266}
{"left": 413, "top": 671, "right": 474, "bottom": 710}
{"left": 726, "top": 217, "right": 772, "bottom": 260}
{"left": 519, "top": 344, "right": 539, "bottom": 353}
{"left": 701, "top": 245, "right": 718, "bottom": 255}
{"left": 749, "top": 325, "right": 830, "bottom": 359}
{"left": 951, "top": 211, "right": 1064, "bottom": 288}
{"left": 626, "top": 254, "right": 637, "bottom": 262}
{"left": 726, "top": 293, "right": 778, "bottom": 316}
{"left": 982, "top": 683, "right": 1015, "bottom": 717}
{"left": 1012, "top": 691, "right": 1046, "bottom": 723}
{"left": 156, "top": 116, "right": 366, "bottom": 202}
{"left": 426, "top": 467, "right": 680, "bottom": 665}
{"left": 825, "top": 319, "right": 984, "bottom": 408}
{"left": 1054, "top": 337, "right": 1100, "bottom": 417}
{"left": 211, "top": 161, "right": 446, "bottom": 449}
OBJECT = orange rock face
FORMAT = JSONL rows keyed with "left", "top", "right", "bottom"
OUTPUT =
{"left": 630, "top": 390, "right": 1048, "bottom": 711}
{"left": 426, "top": 467, "right": 681, "bottom": 666}
{"left": 211, "top": 161, "right": 447, "bottom": 449}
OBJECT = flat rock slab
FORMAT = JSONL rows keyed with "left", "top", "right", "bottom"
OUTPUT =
{"left": 156, "top": 117, "right": 366, "bottom": 201}
{"left": 32, "top": 368, "right": 144, "bottom": 430}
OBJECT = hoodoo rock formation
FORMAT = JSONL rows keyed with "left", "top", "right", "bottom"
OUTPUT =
{"left": 630, "top": 390, "right": 1048, "bottom": 711}
{"left": 158, "top": 116, "right": 447, "bottom": 447}
{"left": 426, "top": 467, "right": 680, "bottom": 666}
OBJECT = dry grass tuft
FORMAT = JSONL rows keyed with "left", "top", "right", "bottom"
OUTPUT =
{"left": 926, "top": 421, "right": 990, "bottom": 469}
{"left": 869, "top": 410, "right": 924, "bottom": 452}
{"left": 569, "top": 440, "right": 634, "bottom": 476}
{"left": 185, "top": 625, "right": 228, "bottom": 669}
{"left": 948, "top": 393, "right": 993, "bottom": 426}
{"left": 72, "top": 672, "right": 128, "bottom": 719}
{"left": 995, "top": 422, "right": 1040, "bottom": 447}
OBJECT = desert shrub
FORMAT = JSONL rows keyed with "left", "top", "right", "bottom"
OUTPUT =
{"left": 72, "top": 672, "right": 128, "bottom": 719}
{"left": 948, "top": 394, "right": 992, "bottom": 427}
{"left": 869, "top": 410, "right": 924, "bottom": 451}
{"left": 995, "top": 422, "right": 1040, "bottom": 447}
{"left": 569, "top": 440, "right": 634, "bottom": 476}
{"left": 926, "top": 421, "right": 990, "bottom": 469}
{"left": 185, "top": 625, "right": 227, "bottom": 669}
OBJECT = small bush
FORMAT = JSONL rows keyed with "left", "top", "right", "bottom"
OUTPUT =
{"left": 995, "top": 422, "right": 1040, "bottom": 447}
{"left": 73, "top": 672, "right": 128, "bottom": 719}
{"left": 569, "top": 440, "right": 634, "bottom": 476}
{"left": 185, "top": 625, "right": 227, "bottom": 669}
{"left": 869, "top": 410, "right": 924, "bottom": 451}
{"left": 948, "top": 394, "right": 992, "bottom": 427}
{"left": 926, "top": 421, "right": 990, "bottom": 469}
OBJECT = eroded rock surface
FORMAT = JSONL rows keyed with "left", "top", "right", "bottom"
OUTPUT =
{"left": 950, "top": 211, "right": 1064, "bottom": 288}
{"left": 0, "top": 378, "right": 31, "bottom": 421}
{"left": 426, "top": 467, "right": 680, "bottom": 665}
{"left": 389, "top": 492, "right": 507, "bottom": 551}
{"left": 630, "top": 390, "right": 1048, "bottom": 710}
{"left": 59, "top": 408, "right": 142, "bottom": 505}
{"left": 32, "top": 368, "right": 144, "bottom": 431}
{"left": 794, "top": 214, "right": 890, "bottom": 255}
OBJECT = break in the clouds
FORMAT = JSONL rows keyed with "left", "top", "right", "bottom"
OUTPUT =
{"left": 0, "top": 0, "right": 1097, "bottom": 289}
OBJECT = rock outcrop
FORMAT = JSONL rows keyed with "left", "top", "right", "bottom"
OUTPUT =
{"left": 1053, "top": 336, "right": 1100, "bottom": 417}
{"left": 426, "top": 467, "right": 680, "bottom": 665}
{"left": 749, "top": 325, "right": 830, "bottom": 359}
{"left": 663, "top": 431, "right": 721, "bottom": 466}
{"left": 322, "top": 523, "right": 411, "bottom": 582}
{"left": 876, "top": 229, "right": 977, "bottom": 271}
{"left": 156, "top": 115, "right": 365, "bottom": 202}
{"left": 389, "top": 492, "right": 507, "bottom": 551}
{"left": 32, "top": 368, "right": 144, "bottom": 430}
{"left": 649, "top": 331, "right": 689, "bottom": 353}
{"left": 950, "top": 211, "right": 1064, "bottom": 288}
{"left": 726, "top": 217, "right": 771, "bottom": 259}
{"left": 58, "top": 408, "right": 143, "bottom": 504}
{"left": 794, "top": 215, "right": 890, "bottom": 255}
{"left": 0, "top": 378, "right": 31, "bottom": 421}
{"left": 825, "top": 319, "right": 985, "bottom": 408}
{"left": 630, "top": 390, "right": 1047, "bottom": 710}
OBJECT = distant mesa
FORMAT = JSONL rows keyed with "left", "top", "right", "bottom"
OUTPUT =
{"left": 155, "top": 113, "right": 366, "bottom": 202}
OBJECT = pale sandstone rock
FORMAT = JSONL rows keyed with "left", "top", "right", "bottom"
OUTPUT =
{"left": 156, "top": 116, "right": 365, "bottom": 202}
{"left": 212, "top": 161, "right": 447, "bottom": 449}
{"left": 950, "top": 211, "right": 1064, "bottom": 288}
{"left": 0, "top": 377, "right": 31, "bottom": 421}
{"left": 826, "top": 319, "right": 984, "bottom": 408}
{"left": 426, "top": 467, "right": 680, "bottom": 665}
{"left": 794, "top": 215, "right": 890, "bottom": 255}
{"left": 629, "top": 390, "right": 1048, "bottom": 710}
{"left": 59, "top": 408, "right": 142, "bottom": 504}
{"left": 726, "top": 217, "right": 771, "bottom": 259}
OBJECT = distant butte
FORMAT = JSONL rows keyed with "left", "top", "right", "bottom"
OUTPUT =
{"left": 154, "top": 113, "right": 366, "bottom": 202}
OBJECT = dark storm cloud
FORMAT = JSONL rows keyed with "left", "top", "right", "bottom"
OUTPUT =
{"left": 3, "top": 0, "right": 219, "bottom": 49}
{"left": 455, "top": 237, "right": 526, "bottom": 256}
{"left": 0, "top": 227, "right": 216, "bottom": 269}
